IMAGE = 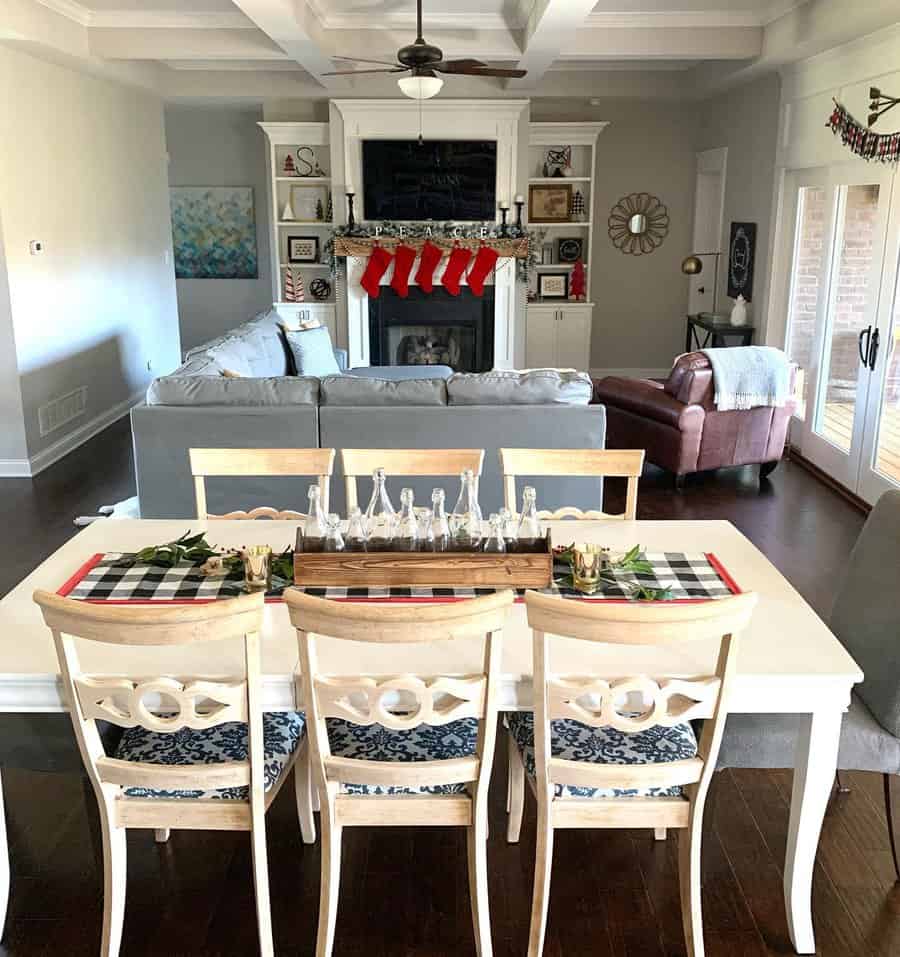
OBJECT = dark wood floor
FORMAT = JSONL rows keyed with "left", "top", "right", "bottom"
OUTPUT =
{"left": 1, "top": 424, "right": 898, "bottom": 956}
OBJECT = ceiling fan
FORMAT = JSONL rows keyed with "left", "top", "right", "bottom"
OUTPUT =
{"left": 323, "top": 0, "right": 527, "bottom": 99}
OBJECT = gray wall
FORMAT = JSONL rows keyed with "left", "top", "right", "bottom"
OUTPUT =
{"left": 696, "top": 74, "right": 781, "bottom": 337}
{"left": 0, "top": 217, "right": 28, "bottom": 466}
{"left": 165, "top": 106, "right": 273, "bottom": 353}
{"left": 531, "top": 99, "right": 699, "bottom": 373}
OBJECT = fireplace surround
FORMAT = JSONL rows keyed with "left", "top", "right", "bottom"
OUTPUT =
{"left": 368, "top": 288, "right": 495, "bottom": 373}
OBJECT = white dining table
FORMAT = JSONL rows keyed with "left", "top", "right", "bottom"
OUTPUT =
{"left": 0, "top": 518, "right": 862, "bottom": 954}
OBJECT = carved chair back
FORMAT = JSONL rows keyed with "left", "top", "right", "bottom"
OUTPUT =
{"left": 340, "top": 448, "right": 485, "bottom": 511}
{"left": 523, "top": 590, "right": 756, "bottom": 803}
{"left": 284, "top": 589, "right": 513, "bottom": 801}
{"left": 33, "top": 590, "right": 267, "bottom": 807}
{"left": 189, "top": 447, "right": 336, "bottom": 520}
{"left": 499, "top": 448, "right": 645, "bottom": 521}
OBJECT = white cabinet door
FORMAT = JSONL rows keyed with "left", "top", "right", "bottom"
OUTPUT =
{"left": 556, "top": 306, "right": 593, "bottom": 371}
{"left": 525, "top": 308, "right": 559, "bottom": 368}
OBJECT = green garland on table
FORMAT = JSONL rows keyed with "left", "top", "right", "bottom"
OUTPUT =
{"left": 324, "top": 221, "right": 538, "bottom": 283}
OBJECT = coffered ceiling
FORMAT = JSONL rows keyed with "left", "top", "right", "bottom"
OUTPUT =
{"left": 8, "top": 0, "right": 900, "bottom": 100}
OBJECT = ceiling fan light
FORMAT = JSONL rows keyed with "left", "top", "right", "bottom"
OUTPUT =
{"left": 398, "top": 72, "right": 443, "bottom": 100}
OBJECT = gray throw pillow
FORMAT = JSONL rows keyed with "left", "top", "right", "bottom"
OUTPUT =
{"left": 829, "top": 489, "right": 900, "bottom": 738}
{"left": 282, "top": 325, "right": 341, "bottom": 377}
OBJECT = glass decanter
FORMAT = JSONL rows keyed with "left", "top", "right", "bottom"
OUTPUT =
{"left": 346, "top": 507, "right": 368, "bottom": 552}
{"left": 324, "top": 513, "right": 345, "bottom": 552}
{"left": 430, "top": 488, "right": 451, "bottom": 552}
{"left": 364, "top": 467, "right": 396, "bottom": 551}
{"left": 483, "top": 513, "right": 507, "bottom": 553}
{"left": 395, "top": 488, "right": 419, "bottom": 552}
{"left": 301, "top": 484, "right": 329, "bottom": 552}
{"left": 515, "top": 485, "right": 544, "bottom": 552}
{"left": 450, "top": 469, "right": 483, "bottom": 550}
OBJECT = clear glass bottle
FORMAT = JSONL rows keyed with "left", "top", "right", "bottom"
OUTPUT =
{"left": 499, "top": 506, "right": 518, "bottom": 548}
{"left": 364, "top": 467, "right": 396, "bottom": 551}
{"left": 346, "top": 507, "right": 368, "bottom": 552}
{"left": 416, "top": 507, "right": 434, "bottom": 552}
{"left": 324, "top": 513, "right": 345, "bottom": 552}
{"left": 483, "top": 513, "right": 507, "bottom": 553}
{"left": 395, "top": 488, "right": 419, "bottom": 551}
{"left": 430, "top": 488, "right": 451, "bottom": 552}
{"left": 515, "top": 485, "right": 543, "bottom": 552}
{"left": 450, "top": 469, "right": 483, "bottom": 550}
{"left": 301, "top": 484, "right": 329, "bottom": 552}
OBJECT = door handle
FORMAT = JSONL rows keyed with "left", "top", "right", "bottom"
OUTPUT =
{"left": 869, "top": 328, "right": 880, "bottom": 371}
{"left": 858, "top": 326, "right": 872, "bottom": 365}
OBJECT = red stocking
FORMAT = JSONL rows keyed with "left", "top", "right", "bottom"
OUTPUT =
{"left": 389, "top": 244, "right": 417, "bottom": 298}
{"left": 441, "top": 245, "right": 473, "bottom": 296}
{"left": 359, "top": 245, "right": 392, "bottom": 299}
{"left": 414, "top": 240, "right": 443, "bottom": 293}
{"left": 467, "top": 245, "right": 499, "bottom": 297}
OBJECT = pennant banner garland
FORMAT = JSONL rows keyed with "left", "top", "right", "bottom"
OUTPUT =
{"left": 826, "top": 100, "right": 900, "bottom": 164}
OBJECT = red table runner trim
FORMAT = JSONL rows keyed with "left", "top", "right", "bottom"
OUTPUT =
{"left": 58, "top": 553, "right": 740, "bottom": 605}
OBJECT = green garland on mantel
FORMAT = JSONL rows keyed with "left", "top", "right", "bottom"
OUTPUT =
{"left": 323, "top": 221, "right": 545, "bottom": 283}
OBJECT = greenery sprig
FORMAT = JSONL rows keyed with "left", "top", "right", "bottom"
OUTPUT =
{"left": 553, "top": 543, "right": 672, "bottom": 601}
{"left": 123, "top": 531, "right": 220, "bottom": 569}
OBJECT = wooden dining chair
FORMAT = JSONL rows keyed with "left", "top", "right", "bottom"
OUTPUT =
{"left": 284, "top": 588, "right": 514, "bottom": 957}
{"left": 189, "top": 447, "right": 336, "bottom": 520}
{"left": 340, "top": 448, "right": 485, "bottom": 510}
{"left": 499, "top": 448, "right": 645, "bottom": 520}
{"left": 507, "top": 590, "right": 757, "bottom": 957}
{"left": 32, "top": 590, "right": 307, "bottom": 957}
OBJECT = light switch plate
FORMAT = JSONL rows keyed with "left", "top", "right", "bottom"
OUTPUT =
{"left": 29, "top": 240, "right": 43, "bottom": 255}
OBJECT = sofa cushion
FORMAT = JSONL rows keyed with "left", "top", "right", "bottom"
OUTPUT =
{"left": 320, "top": 375, "right": 448, "bottom": 406}
{"left": 447, "top": 370, "right": 593, "bottom": 405}
{"left": 283, "top": 325, "right": 342, "bottom": 378}
{"left": 186, "top": 309, "right": 290, "bottom": 378}
{"left": 347, "top": 365, "right": 453, "bottom": 381}
{"left": 147, "top": 375, "right": 320, "bottom": 407}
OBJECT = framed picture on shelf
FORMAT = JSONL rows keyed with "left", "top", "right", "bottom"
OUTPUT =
{"left": 528, "top": 184, "right": 572, "bottom": 223}
{"left": 287, "top": 235, "right": 319, "bottom": 263}
{"left": 557, "top": 237, "right": 583, "bottom": 262}
{"left": 538, "top": 272, "right": 569, "bottom": 300}
{"left": 290, "top": 184, "right": 326, "bottom": 221}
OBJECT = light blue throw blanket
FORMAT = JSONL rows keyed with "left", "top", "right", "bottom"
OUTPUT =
{"left": 701, "top": 346, "right": 790, "bottom": 411}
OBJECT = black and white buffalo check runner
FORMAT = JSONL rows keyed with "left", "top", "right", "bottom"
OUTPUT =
{"left": 61, "top": 552, "right": 738, "bottom": 603}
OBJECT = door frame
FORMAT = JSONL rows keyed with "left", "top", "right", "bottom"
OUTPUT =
{"left": 687, "top": 148, "right": 728, "bottom": 316}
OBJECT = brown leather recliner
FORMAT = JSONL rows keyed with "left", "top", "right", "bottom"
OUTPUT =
{"left": 593, "top": 352, "right": 797, "bottom": 487}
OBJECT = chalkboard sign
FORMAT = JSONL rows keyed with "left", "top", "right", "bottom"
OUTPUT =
{"left": 362, "top": 140, "right": 497, "bottom": 221}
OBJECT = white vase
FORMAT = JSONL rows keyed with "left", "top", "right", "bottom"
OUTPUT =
{"left": 730, "top": 294, "right": 748, "bottom": 327}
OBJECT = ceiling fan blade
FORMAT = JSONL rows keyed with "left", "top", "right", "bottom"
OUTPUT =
{"left": 322, "top": 68, "right": 408, "bottom": 76}
{"left": 431, "top": 58, "right": 488, "bottom": 73}
{"left": 435, "top": 64, "right": 528, "bottom": 78}
{"left": 330, "top": 55, "right": 404, "bottom": 68}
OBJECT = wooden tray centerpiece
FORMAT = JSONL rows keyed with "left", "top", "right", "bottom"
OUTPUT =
{"left": 293, "top": 536, "right": 553, "bottom": 589}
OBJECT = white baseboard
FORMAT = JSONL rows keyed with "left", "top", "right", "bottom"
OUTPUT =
{"left": 590, "top": 367, "right": 670, "bottom": 380}
{"left": 0, "top": 459, "right": 32, "bottom": 478}
{"left": 9, "top": 390, "right": 145, "bottom": 479}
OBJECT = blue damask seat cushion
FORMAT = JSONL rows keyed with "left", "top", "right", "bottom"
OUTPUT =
{"left": 114, "top": 711, "right": 306, "bottom": 800}
{"left": 505, "top": 711, "right": 697, "bottom": 798}
{"left": 326, "top": 717, "right": 477, "bottom": 796}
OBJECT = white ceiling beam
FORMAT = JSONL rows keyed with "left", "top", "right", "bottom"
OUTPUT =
{"left": 229, "top": 0, "right": 340, "bottom": 89}
{"left": 319, "top": 27, "right": 523, "bottom": 63}
{"left": 507, "top": 0, "right": 598, "bottom": 89}
{"left": 562, "top": 26, "right": 762, "bottom": 62}
{"left": 88, "top": 27, "right": 288, "bottom": 61}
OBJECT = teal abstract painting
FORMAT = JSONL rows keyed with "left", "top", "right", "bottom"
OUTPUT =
{"left": 170, "top": 187, "right": 258, "bottom": 279}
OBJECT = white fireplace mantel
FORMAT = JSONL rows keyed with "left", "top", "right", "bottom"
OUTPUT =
{"left": 329, "top": 99, "right": 529, "bottom": 369}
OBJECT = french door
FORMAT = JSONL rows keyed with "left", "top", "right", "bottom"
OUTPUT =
{"left": 782, "top": 163, "right": 900, "bottom": 502}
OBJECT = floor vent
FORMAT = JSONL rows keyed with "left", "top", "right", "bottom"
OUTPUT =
{"left": 38, "top": 387, "right": 88, "bottom": 437}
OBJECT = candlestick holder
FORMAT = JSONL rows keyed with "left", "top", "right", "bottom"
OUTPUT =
{"left": 346, "top": 192, "right": 356, "bottom": 230}
{"left": 514, "top": 198, "right": 524, "bottom": 231}
{"left": 499, "top": 206, "right": 509, "bottom": 236}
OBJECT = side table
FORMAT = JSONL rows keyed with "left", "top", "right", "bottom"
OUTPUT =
{"left": 685, "top": 313, "right": 754, "bottom": 351}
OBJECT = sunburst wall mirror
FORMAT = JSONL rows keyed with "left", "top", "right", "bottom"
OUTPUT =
{"left": 608, "top": 193, "right": 670, "bottom": 255}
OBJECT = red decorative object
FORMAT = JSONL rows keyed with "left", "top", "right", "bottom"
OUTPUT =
{"left": 827, "top": 99, "right": 900, "bottom": 164}
{"left": 295, "top": 271, "right": 305, "bottom": 303}
{"left": 283, "top": 154, "right": 296, "bottom": 176}
{"left": 282, "top": 268, "right": 296, "bottom": 302}
{"left": 570, "top": 258, "right": 586, "bottom": 301}
{"left": 414, "top": 240, "right": 443, "bottom": 293}
{"left": 467, "top": 244, "right": 499, "bottom": 297}
{"left": 441, "top": 244, "right": 473, "bottom": 296}
{"left": 359, "top": 245, "right": 393, "bottom": 299}
{"left": 389, "top": 244, "right": 417, "bottom": 298}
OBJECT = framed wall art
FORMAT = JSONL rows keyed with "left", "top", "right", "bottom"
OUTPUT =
{"left": 727, "top": 221, "right": 757, "bottom": 301}
{"left": 557, "top": 237, "right": 583, "bottom": 262}
{"left": 538, "top": 272, "right": 569, "bottom": 300}
{"left": 287, "top": 235, "right": 319, "bottom": 263}
{"left": 528, "top": 184, "right": 572, "bottom": 223}
{"left": 169, "top": 187, "right": 257, "bottom": 279}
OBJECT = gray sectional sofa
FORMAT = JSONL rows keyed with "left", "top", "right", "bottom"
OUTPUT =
{"left": 131, "top": 309, "right": 606, "bottom": 518}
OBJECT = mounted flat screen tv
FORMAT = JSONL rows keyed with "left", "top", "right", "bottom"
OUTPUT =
{"left": 362, "top": 140, "right": 497, "bottom": 221}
